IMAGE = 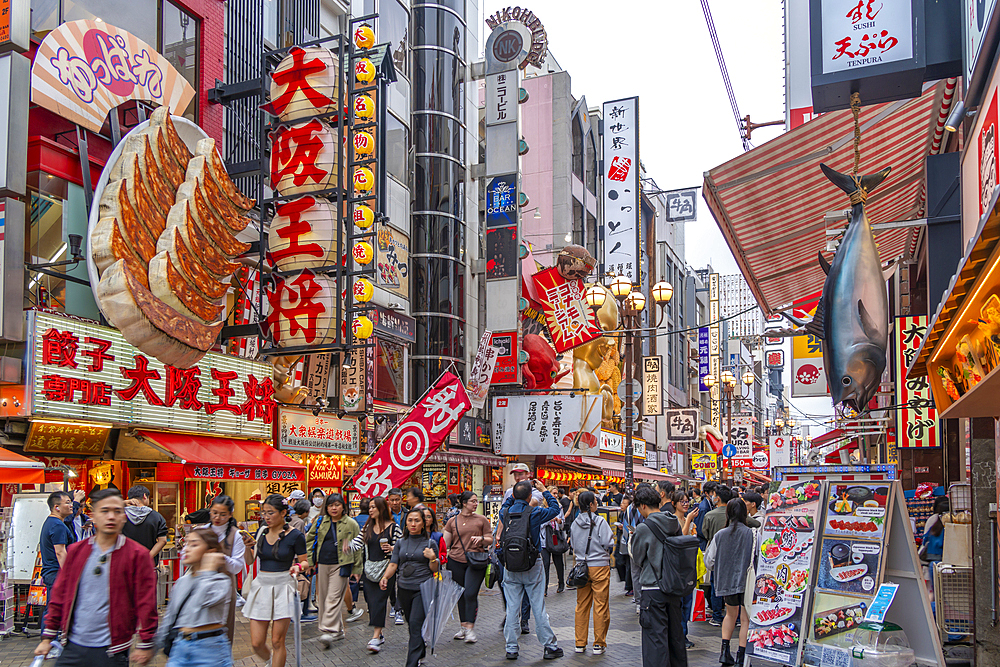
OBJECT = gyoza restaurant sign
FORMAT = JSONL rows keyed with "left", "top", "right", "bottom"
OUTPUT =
{"left": 27, "top": 311, "right": 275, "bottom": 439}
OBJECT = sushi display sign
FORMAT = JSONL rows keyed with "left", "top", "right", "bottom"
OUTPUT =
{"left": 491, "top": 394, "right": 602, "bottom": 456}
{"left": 748, "top": 479, "right": 824, "bottom": 665}
{"left": 823, "top": 483, "right": 888, "bottom": 540}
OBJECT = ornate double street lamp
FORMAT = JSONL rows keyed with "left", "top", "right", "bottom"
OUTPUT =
{"left": 586, "top": 275, "right": 673, "bottom": 490}
{"left": 704, "top": 366, "right": 755, "bottom": 482}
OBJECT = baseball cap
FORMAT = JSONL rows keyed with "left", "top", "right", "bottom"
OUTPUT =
{"left": 288, "top": 489, "right": 306, "bottom": 501}
{"left": 509, "top": 463, "right": 530, "bottom": 473}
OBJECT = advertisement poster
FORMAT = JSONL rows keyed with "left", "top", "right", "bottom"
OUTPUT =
{"left": 376, "top": 224, "right": 410, "bottom": 297}
{"left": 492, "top": 394, "right": 602, "bottom": 456}
{"left": 601, "top": 97, "right": 640, "bottom": 282}
{"left": 487, "top": 225, "right": 518, "bottom": 278}
{"left": 824, "top": 483, "right": 889, "bottom": 540}
{"left": 747, "top": 480, "right": 823, "bottom": 665}
{"left": 422, "top": 462, "right": 448, "bottom": 499}
{"left": 816, "top": 538, "right": 882, "bottom": 596}
{"left": 467, "top": 330, "right": 500, "bottom": 409}
{"left": 531, "top": 267, "right": 602, "bottom": 353}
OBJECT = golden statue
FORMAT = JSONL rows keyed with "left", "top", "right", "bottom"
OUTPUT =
{"left": 573, "top": 285, "right": 621, "bottom": 429}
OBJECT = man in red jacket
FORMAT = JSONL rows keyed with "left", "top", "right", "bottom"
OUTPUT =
{"left": 34, "top": 488, "right": 157, "bottom": 666}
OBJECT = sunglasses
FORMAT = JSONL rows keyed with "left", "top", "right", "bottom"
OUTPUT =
{"left": 93, "top": 553, "right": 108, "bottom": 576}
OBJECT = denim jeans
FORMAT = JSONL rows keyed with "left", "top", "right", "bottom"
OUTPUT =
{"left": 710, "top": 571, "right": 725, "bottom": 624}
{"left": 681, "top": 591, "right": 693, "bottom": 637}
{"left": 502, "top": 560, "right": 558, "bottom": 652}
{"left": 166, "top": 632, "right": 233, "bottom": 667}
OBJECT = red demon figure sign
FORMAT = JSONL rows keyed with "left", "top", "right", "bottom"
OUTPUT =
{"left": 531, "top": 267, "right": 602, "bottom": 353}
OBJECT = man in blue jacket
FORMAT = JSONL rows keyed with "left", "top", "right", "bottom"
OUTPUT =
{"left": 498, "top": 479, "right": 564, "bottom": 660}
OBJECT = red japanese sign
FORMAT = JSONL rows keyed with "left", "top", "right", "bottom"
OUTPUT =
{"left": 29, "top": 311, "right": 275, "bottom": 438}
{"left": 266, "top": 46, "right": 338, "bottom": 122}
{"left": 894, "top": 315, "right": 937, "bottom": 448}
{"left": 349, "top": 372, "right": 471, "bottom": 496}
{"left": 531, "top": 267, "right": 602, "bottom": 353}
{"left": 183, "top": 463, "right": 304, "bottom": 482}
{"left": 308, "top": 454, "right": 344, "bottom": 484}
{"left": 265, "top": 269, "right": 338, "bottom": 348}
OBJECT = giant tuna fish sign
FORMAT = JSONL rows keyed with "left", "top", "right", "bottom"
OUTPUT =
{"left": 803, "top": 164, "right": 891, "bottom": 415}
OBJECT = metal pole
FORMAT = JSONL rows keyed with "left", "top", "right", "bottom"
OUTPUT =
{"left": 624, "top": 312, "right": 634, "bottom": 491}
{"left": 726, "top": 389, "right": 732, "bottom": 484}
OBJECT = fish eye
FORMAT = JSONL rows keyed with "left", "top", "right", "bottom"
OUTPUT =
{"left": 841, "top": 377, "right": 851, "bottom": 386}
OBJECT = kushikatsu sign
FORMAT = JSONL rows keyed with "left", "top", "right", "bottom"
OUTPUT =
{"left": 26, "top": 311, "right": 275, "bottom": 438}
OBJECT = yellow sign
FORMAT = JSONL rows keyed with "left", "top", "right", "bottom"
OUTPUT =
{"left": 691, "top": 452, "right": 718, "bottom": 471}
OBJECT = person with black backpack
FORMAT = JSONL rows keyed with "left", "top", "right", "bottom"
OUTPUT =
{"left": 497, "top": 479, "right": 564, "bottom": 661}
{"left": 631, "top": 486, "right": 693, "bottom": 667}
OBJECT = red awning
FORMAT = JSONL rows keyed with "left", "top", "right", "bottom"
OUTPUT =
{"left": 703, "top": 80, "right": 956, "bottom": 314}
{"left": 580, "top": 457, "right": 672, "bottom": 481}
{"left": 138, "top": 431, "right": 305, "bottom": 482}
{"left": 0, "top": 448, "right": 45, "bottom": 484}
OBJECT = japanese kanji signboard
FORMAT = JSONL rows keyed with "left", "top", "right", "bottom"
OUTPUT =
{"left": 492, "top": 394, "right": 602, "bottom": 456}
{"left": 601, "top": 96, "right": 639, "bottom": 281}
{"left": 376, "top": 224, "right": 409, "bottom": 297}
{"left": 642, "top": 356, "right": 663, "bottom": 416}
{"left": 467, "top": 330, "right": 501, "bottom": 410}
{"left": 691, "top": 452, "right": 718, "bottom": 471}
{"left": 349, "top": 372, "right": 471, "bottom": 497}
{"left": 894, "top": 315, "right": 937, "bottom": 447}
{"left": 818, "top": 0, "right": 911, "bottom": 75}
{"left": 725, "top": 415, "right": 754, "bottom": 468}
{"left": 665, "top": 408, "right": 699, "bottom": 442}
{"left": 276, "top": 406, "right": 360, "bottom": 454}
{"left": 27, "top": 310, "right": 275, "bottom": 438}
{"left": 698, "top": 327, "right": 711, "bottom": 392}
{"left": 24, "top": 420, "right": 111, "bottom": 456}
{"left": 598, "top": 428, "right": 647, "bottom": 459}
{"left": 30, "top": 20, "right": 195, "bottom": 133}
{"left": 531, "top": 267, "right": 602, "bottom": 353}
{"left": 792, "top": 297, "right": 829, "bottom": 397}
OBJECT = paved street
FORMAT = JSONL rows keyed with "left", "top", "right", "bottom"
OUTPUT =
{"left": 0, "top": 576, "right": 724, "bottom": 667}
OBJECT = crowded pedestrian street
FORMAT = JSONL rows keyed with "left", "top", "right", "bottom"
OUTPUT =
{"left": 0, "top": 578, "right": 726, "bottom": 667}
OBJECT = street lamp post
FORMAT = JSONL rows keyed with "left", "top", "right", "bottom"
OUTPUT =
{"left": 589, "top": 275, "right": 672, "bottom": 491}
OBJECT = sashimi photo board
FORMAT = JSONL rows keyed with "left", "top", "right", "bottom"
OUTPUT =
{"left": 749, "top": 467, "right": 943, "bottom": 667}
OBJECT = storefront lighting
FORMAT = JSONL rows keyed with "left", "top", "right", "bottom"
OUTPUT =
{"left": 31, "top": 418, "right": 113, "bottom": 429}
{"left": 944, "top": 100, "right": 975, "bottom": 133}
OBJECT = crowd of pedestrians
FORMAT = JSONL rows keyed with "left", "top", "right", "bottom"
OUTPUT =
{"left": 30, "top": 473, "right": 769, "bottom": 667}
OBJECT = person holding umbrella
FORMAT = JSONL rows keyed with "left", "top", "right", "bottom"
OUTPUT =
{"left": 380, "top": 508, "right": 440, "bottom": 667}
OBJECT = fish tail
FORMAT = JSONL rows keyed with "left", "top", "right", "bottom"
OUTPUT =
{"left": 819, "top": 164, "right": 891, "bottom": 205}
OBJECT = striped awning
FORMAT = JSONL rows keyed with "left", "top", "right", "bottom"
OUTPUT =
{"left": 703, "top": 80, "right": 956, "bottom": 314}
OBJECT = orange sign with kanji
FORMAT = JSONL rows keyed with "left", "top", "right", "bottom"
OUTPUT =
{"left": 308, "top": 454, "right": 343, "bottom": 484}
{"left": 24, "top": 420, "right": 110, "bottom": 456}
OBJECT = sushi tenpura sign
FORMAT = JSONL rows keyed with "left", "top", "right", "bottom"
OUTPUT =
{"left": 30, "top": 20, "right": 195, "bottom": 132}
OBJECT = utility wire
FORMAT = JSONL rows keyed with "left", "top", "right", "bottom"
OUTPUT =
{"left": 700, "top": 0, "right": 752, "bottom": 152}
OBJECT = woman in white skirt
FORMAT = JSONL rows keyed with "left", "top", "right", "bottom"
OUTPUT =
{"left": 243, "top": 494, "right": 307, "bottom": 667}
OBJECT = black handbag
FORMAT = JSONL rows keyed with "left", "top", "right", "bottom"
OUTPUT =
{"left": 456, "top": 517, "right": 490, "bottom": 570}
{"left": 566, "top": 515, "right": 595, "bottom": 588}
{"left": 163, "top": 586, "right": 196, "bottom": 657}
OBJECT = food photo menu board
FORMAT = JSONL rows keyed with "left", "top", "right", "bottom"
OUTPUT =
{"left": 810, "top": 483, "right": 890, "bottom": 648}
{"left": 746, "top": 480, "right": 825, "bottom": 666}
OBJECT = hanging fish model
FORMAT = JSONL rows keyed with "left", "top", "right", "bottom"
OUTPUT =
{"left": 802, "top": 163, "right": 892, "bottom": 415}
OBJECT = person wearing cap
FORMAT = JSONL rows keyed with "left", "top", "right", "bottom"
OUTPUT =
{"left": 498, "top": 464, "right": 542, "bottom": 634}
{"left": 502, "top": 464, "right": 545, "bottom": 504}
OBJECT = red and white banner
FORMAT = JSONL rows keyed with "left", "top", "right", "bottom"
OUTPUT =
{"left": 894, "top": 315, "right": 937, "bottom": 447}
{"left": 531, "top": 267, "right": 602, "bottom": 353}
{"left": 349, "top": 372, "right": 471, "bottom": 496}
{"left": 768, "top": 435, "right": 791, "bottom": 469}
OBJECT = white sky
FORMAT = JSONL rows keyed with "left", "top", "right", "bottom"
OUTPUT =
{"left": 478, "top": 0, "right": 836, "bottom": 434}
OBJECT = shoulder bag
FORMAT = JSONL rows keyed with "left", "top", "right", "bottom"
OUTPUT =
{"left": 363, "top": 524, "right": 393, "bottom": 581}
{"left": 163, "top": 585, "right": 196, "bottom": 657}
{"left": 566, "top": 515, "right": 595, "bottom": 588}
{"left": 456, "top": 516, "right": 490, "bottom": 570}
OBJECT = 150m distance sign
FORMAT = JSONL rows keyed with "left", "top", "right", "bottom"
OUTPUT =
{"left": 727, "top": 415, "right": 753, "bottom": 468}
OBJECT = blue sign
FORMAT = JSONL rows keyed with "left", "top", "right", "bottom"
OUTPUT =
{"left": 722, "top": 444, "right": 737, "bottom": 459}
{"left": 486, "top": 174, "right": 518, "bottom": 228}
{"left": 698, "top": 327, "right": 710, "bottom": 391}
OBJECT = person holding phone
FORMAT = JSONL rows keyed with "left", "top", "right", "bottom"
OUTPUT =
{"left": 306, "top": 493, "right": 361, "bottom": 648}
{"left": 347, "top": 497, "right": 402, "bottom": 653}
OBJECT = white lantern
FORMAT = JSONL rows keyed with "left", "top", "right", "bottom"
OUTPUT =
{"left": 268, "top": 46, "right": 339, "bottom": 123}
{"left": 268, "top": 196, "right": 340, "bottom": 273}
{"left": 270, "top": 119, "right": 340, "bottom": 196}
{"left": 266, "top": 271, "right": 338, "bottom": 348}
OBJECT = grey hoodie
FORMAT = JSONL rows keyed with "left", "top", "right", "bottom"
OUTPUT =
{"left": 569, "top": 511, "right": 615, "bottom": 567}
{"left": 125, "top": 505, "right": 153, "bottom": 524}
{"left": 631, "top": 510, "right": 681, "bottom": 590}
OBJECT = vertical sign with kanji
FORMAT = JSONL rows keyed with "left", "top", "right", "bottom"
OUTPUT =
{"left": 642, "top": 356, "right": 662, "bottom": 416}
{"left": 894, "top": 315, "right": 937, "bottom": 447}
{"left": 709, "top": 273, "right": 722, "bottom": 432}
{"left": 601, "top": 96, "right": 639, "bottom": 282}
{"left": 698, "top": 327, "right": 711, "bottom": 392}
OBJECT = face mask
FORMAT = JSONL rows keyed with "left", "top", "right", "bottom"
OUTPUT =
{"left": 313, "top": 497, "right": 324, "bottom": 507}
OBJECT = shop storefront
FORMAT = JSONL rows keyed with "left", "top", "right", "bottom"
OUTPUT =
{"left": 275, "top": 404, "right": 364, "bottom": 498}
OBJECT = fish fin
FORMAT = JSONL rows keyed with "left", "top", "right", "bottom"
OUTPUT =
{"left": 803, "top": 295, "right": 826, "bottom": 340}
{"left": 819, "top": 164, "right": 892, "bottom": 198}
{"left": 780, "top": 311, "right": 806, "bottom": 327}
{"left": 881, "top": 259, "right": 899, "bottom": 282}
{"left": 858, "top": 300, "right": 881, "bottom": 340}
{"left": 818, "top": 251, "right": 832, "bottom": 275}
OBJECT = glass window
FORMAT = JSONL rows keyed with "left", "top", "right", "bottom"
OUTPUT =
{"left": 413, "top": 156, "right": 464, "bottom": 217}
{"left": 31, "top": 0, "right": 59, "bottom": 38}
{"left": 380, "top": 0, "right": 409, "bottom": 79}
{"left": 375, "top": 337, "right": 406, "bottom": 401}
{"left": 262, "top": 0, "right": 279, "bottom": 48}
{"left": 411, "top": 256, "right": 464, "bottom": 318}
{"left": 413, "top": 213, "right": 464, "bottom": 256}
{"left": 161, "top": 0, "right": 198, "bottom": 122}
{"left": 63, "top": 0, "right": 158, "bottom": 46}
{"left": 413, "top": 113, "right": 463, "bottom": 158}
{"left": 412, "top": 49, "right": 464, "bottom": 120}
{"left": 386, "top": 112, "right": 408, "bottom": 184}
{"left": 27, "top": 176, "right": 68, "bottom": 311}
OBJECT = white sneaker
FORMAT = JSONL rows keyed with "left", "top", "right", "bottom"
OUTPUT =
{"left": 346, "top": 607, "right": 365, "bottom": 623}
{"left": 593, "top": 645, "right": 606, "bottom": 655}
{"left": 465, "top": 629, "right": 478, "bottom": 643}
{"left": 395, "top": 611, "right": 405, "bottom": 625}
{"left": 319, "top": 634, "right": 333, "bottom": 648}
{"left": 454, "top": 627, "right": 467, "bottom": 640}
{"left": 575, "top": 646, "right": 586, "bottom": 653}
{"left": 367, "top": 637, "right": 385, "bottom": 653}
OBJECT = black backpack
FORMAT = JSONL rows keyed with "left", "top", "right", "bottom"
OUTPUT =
{"left": 500, "top": 505, "right": 538, "bottom": 572}
{"left": 646, "top": 520, "right": 700, "bottom": 597}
